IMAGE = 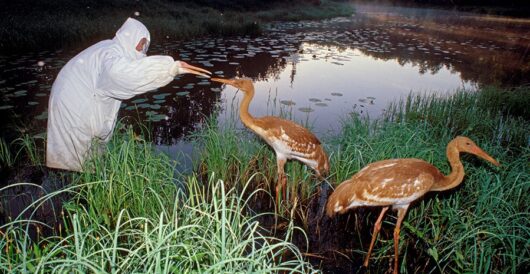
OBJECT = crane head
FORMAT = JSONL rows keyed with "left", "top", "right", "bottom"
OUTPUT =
{"left": 453, "top": 136, "right": 500, "bottom": 166}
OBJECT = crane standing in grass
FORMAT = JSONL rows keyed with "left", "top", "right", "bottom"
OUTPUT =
{"left": 211, "top": 78, "right": 329, "bottom": 207}
{"left": 326, "top": 136, "right": 500, "bottom": 274}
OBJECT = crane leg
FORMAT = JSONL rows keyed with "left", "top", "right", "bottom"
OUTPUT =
{"left": 363, "top": 206, "right": 389, "bottom": 267}
{"left": 393, "top": 205, "right": 409, "bottom": 274}
{"left": 275, "top": 158, "right": 287, "bottom": 210}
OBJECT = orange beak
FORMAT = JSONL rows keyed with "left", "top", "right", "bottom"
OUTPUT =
{"left": 211, "top": 77, "right": 235, "bottom": 86}
{"left": 472, "top": 146, "right": 500, "bottom": 167}
{"left": 179, "top": 62, "right": 212, "bottom": 78}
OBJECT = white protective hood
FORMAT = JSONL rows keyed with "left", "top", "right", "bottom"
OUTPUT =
{"left": 46, "top": 18, "right": 175, "bottom": 171}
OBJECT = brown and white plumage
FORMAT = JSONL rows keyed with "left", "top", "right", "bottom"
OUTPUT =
{"left": 326, "top": 136, "right": 500, "bottom": 274}
{"left": 212, "top": 77, "right": 329, "bottom": 206}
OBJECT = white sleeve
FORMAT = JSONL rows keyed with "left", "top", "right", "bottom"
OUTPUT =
{"left": 96, "top": 54, "right": 175, "bottom": 100}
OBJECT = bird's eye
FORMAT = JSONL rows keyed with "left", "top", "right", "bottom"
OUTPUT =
{"left": 466, "top": 142, "right": 471, "bottom": 145}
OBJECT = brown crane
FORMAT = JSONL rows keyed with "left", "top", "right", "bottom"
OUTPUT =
{"left": 326, "top": 136, "right": 499, "bottom": 274}
{"left": 211, "top": 77, "right": 329, "bottom": 207}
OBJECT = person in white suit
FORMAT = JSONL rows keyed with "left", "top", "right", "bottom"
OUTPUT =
{"left": 46, "top": 18, "right": 210, "bottom": 171}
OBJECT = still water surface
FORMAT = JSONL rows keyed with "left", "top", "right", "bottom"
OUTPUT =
{"left": 1, "top": 5, "right": 528, "bottom": 151}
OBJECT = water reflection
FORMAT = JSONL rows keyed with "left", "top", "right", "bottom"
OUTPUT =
{"left": 1, "top": 5, "right": 528, "bottom": 145}
{"left": 218, "top": 43, "right": 474, "bottom": 137}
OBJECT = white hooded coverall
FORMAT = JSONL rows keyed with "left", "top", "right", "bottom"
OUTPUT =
{"left": 46, "top": 18, "right": 175, "bottom": 171}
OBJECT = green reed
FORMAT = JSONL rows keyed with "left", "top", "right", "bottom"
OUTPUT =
{"left": 192, "top": 114, "right": 325, "bottom": 212}
{"left": 0, "top": 137, "right": 13, "bottom": 168}
{"left": 1, "top": 85, "right": 527, "bottom": 273}
{"left": 329, "top": 88, "right": 529, "bottom": 273}
{"left": 0, "top": 127, "right": 316, "bottom": 273}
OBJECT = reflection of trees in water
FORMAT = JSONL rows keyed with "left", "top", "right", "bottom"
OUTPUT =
{"left": 294, "top": 14, "right": 529, "bottom": 87}
{"left": 354, "top": 14, "right": 530, "bottom": 86}
{"left": 235, "top": 52, "right": 289, "bottom": 80}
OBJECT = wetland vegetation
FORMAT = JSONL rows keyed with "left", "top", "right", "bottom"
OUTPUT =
{"left": 1, "top": 1, "right": 529, "bottom": 273}
{"left": 1, "top": 85, "right": 528, "bottom": 272}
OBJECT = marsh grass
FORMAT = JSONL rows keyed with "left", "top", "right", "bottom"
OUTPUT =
{"left": 0, "top": 138, "right": 13, "bottom": 168}
{"left": 1, "top": 86, "right": 528, "bottom": 273}
{"left": 196, "top": 86, "right": 530, "bottom": 272}
{"left": 328, "top": 88, "right": 529, "bottom": 273}
{"left": 13, "top": 134, "right": 46, "bottom": 167}
{"left": 0, "top": 132, "right": 45, "bottom": 169}
{"left": 192, "top": 114, "right": 325, "bottom": 214}
{"left": 0, "top": 127, "right": 316, "bottom": 273}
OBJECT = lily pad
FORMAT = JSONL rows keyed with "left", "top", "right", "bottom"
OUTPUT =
{"left": 176, "top": 91, "right": 190, "bottom": 96}
{"left": 331, "top": 92, "right": 343, "bottom": 97}
{"left": 138, "top": 103, "right": 151, "bottom": 109}
{"left": 309, "top": 98, "right": 321, "bottom": 102}
{"left": 0, "top": 105, "right": 14, "bottom": 110}
{"left": 35, "top": 111, "right": 48, "bottom": 120}
{"left": 153, "top": 93, "right": 170, "bottom": 100}
{"left": 27, "top": 101, "right": 39, "bottom": 106}
{"left": 146, "top": 112, "right": 166, "bottom": 122}
{"left": 131, "top": 98, "right": 148, "bottom": 104}
{"left": 280, "top": 100, "right": 296, "bottom": 106}
{"left": 14, "top": 90, "right": 27, "bottom": 96}
{"left": 153, "top": 99, "right": 165, "bottom": 104}
{"left": 315, "top": 103, "right": 328, "bottom": 107}
{"left": 298, "top": 107, "right": 314, "bottom": 113}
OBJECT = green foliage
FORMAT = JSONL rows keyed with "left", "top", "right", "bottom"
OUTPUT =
{"left": 13, "top": 134, "right": 45, "bottom": 167}
{"left": 0, "top": 0, "right": 354, "bottom": 52}
{"left": 330, "top": 88, "right": 529, "bottom": 273}
{"left": 383, "top": 88, "right": 529, "bottom": 154}
{"left": 0, "top": 137, "right": 13, "bottom": 168}
{"left": 1, "top": 85, "right": 527, "bottom": 273}
{"left": 192, "top": 115, "right": 323, "bottom": 210}
{"left": 0, "top": 129, "right": 315, "bottom": 273}
{"left": 76, "top": 127, "right": 178, "bottom": 224}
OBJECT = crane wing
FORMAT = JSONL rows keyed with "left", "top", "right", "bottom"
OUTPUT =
{"left": 254, "top": 116, "right": 322, "bottom": 154}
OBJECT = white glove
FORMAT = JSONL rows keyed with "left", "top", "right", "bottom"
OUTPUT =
{"left": 169, "top": 61, "right": 181, "bottom": 77}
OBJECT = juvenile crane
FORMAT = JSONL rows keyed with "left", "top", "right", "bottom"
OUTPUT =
{"left": 326, "top": 136, "right": 499, "bottom": 274}
{"left": 211, "top": 77, "right": 329, "bottom": 206}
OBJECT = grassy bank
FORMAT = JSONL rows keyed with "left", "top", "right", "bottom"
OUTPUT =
{"left": 0, "top": 0, "right": 354, "bottom": 52}
{"left": 0, "top": 128, "right": 314, "bottom": 273}
{"left": 194, "top": 85, "right": 529, "bottom": 272}
{"left": 1, "top": 85, "right": 528, "bottom": 272}
{"left": 329, "top": 88, "right": 529, "bottom": 272}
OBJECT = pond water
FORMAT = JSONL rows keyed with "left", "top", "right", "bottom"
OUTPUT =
{"left": 1, "top": 5, "right": 529, "bottom": 149}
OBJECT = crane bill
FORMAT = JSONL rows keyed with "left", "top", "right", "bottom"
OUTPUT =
{"left": 180, "top": 62, "right": 212, "bottom": 78}
{"left": 211, "top": 78, "right": 234, "bottom": 85}
{"left": 473, "top": 146, "right": 500, "bottom": 166}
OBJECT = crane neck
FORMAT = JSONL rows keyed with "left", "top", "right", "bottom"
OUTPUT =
{"left": 239, "top": 86, "right": 256, "bottom": 128}
{"left": 431, "top": 142, "right": 465, "bottom": 192}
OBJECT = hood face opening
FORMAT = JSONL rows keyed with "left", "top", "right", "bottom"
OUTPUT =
{"left": 114, "top": 18, "right": 151, "bottom": 59}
